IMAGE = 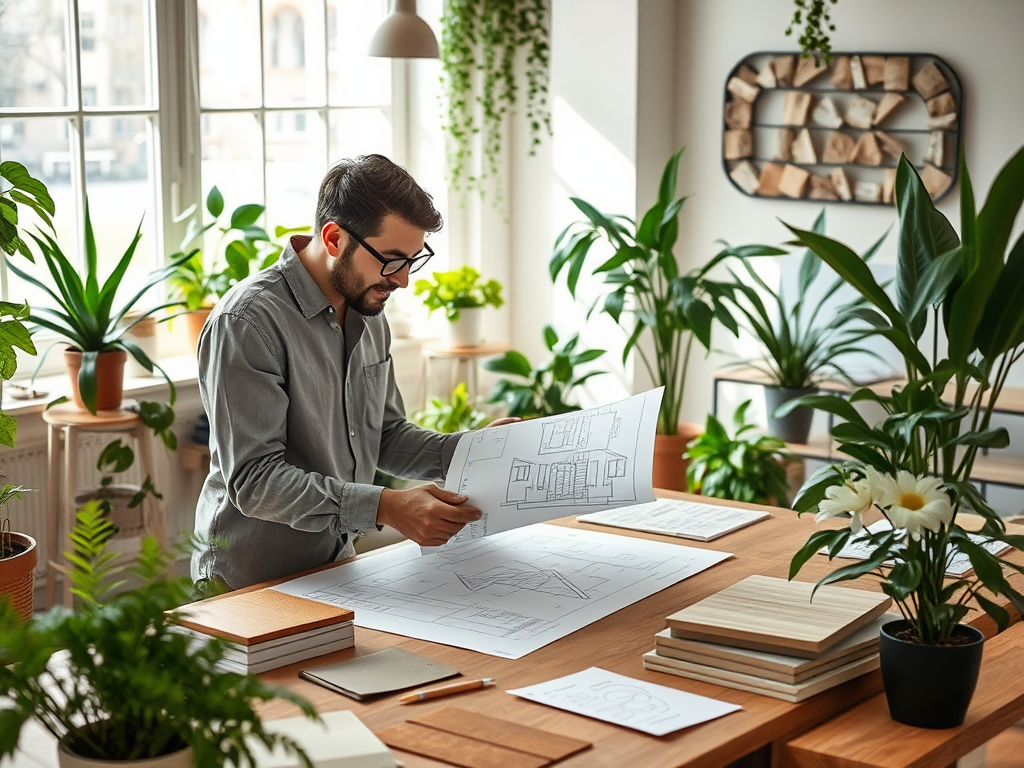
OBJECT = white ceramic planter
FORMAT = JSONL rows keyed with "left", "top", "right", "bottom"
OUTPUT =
{"left": 447, "top": 307, "right": 482, "bottom": 348}
{"left": 58, "top": 743, "right": 193, "bottom": 768}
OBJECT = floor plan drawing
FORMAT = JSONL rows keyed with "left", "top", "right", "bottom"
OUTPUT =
{"left": 272, "top": 523, "right": 731, "bottom": 659}
{"left": 438, "top": 388, "right": 664, "bottom": 546}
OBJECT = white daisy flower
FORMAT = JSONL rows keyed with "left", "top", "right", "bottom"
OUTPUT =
{"left": 871, "top": 469, "right": 953, "bottom": 536}
{"left": 815, "top": 476, "right": 873, "bottom": 532}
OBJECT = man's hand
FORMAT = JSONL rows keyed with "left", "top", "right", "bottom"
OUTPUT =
{"left": 486, "top": 416, "right": 521, "bottom": 428}
{"left": 376, "top": 485, "right": 481, "bottom": 546}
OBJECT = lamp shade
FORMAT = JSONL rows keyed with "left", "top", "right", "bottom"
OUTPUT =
{"left": 368, "top": 0, "right": 439, "bottom": 59}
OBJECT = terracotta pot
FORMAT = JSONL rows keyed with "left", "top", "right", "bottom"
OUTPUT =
{"left": 652, "top": 422, "right": 703, "bottom": 491}
{"left": 58, "top": 741, "right": 193, "bottom": 768}
{"left": 183, "top": 308, "right": 213, "bottom": 354}
{"left": 0, "top": 532, "right": 37, "bottom": 622}
{"left": 63, "top": 349, "right": 127, "bottom": 412}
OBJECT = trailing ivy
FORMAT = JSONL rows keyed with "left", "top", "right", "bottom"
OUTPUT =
{"left": 441, "top": 0, "right": 551, "bottom": 203}
{"left": 785, "top": 0, "right": 839, "bottom": 63}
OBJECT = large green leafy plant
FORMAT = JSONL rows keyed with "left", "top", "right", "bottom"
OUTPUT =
{"left": 169, "top": 187, "right": 304, "bottom": 311}
{"left": 414, "top": 382, "right": 488, "bottom": 433}
{"left": 685, "top": 400, "right": 792, "bottom": 506}
{"left": 485, "top": 325, "right": 604, "bottom": 419}
{"left": 787, "top": 148, "right": 1024, "bottom": 644}
{"left": 0, "top": 503, "right": 316, "bottom": 765}
{"left": 550, "top": 147, "right": 782, "bottom": 435}
{"left": 725, "top": 210, "right": 883, "bottom": 389}
{"left": 5, "top": 200, "right": 189, "bottom": 414}
{"left": 441, "top": 0, "right": 551, "bottom": 201}
{"left": 414, "top": 265, "right": 503, "bottom": 322}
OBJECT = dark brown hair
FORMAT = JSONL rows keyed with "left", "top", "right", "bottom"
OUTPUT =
{"left": 314, "top": 155, "right": 443, "bottom": 237}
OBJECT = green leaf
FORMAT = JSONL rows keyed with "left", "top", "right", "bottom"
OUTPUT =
{"left": 206, "top": 186, "right": 224, "bottom": 218}
{"left": 542, "top": 325, "right": 558, "bottom": 351}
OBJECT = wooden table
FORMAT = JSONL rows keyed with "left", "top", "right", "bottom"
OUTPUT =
{"left": 251, "top": 492, "right": 1024, "bottom": 768}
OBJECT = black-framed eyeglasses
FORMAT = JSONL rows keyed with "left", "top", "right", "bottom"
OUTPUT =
{"left": 340, "top": 224, "right": 434, "bottom": 277}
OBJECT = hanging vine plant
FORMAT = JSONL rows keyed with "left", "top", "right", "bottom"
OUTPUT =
{"left": 785, "top": 0, "right": 840, "bottom": 62}
{"left": 441, "top": 0, "right": 551, "bottom": 202}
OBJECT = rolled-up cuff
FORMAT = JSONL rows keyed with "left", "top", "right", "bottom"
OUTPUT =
{"left": 339, "top": 482, "right": 385, "bottom": 534}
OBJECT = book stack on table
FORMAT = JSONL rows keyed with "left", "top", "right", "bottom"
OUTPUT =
{"left": 169, "top": 588, "right": 354, "bottom": 675}
{"left": 644, "top": 575, "right": 898, "bottom": 702}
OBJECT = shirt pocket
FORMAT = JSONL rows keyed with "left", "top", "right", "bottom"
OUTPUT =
{"left": 362, "top": 358, "right": 391, "bottom": 430}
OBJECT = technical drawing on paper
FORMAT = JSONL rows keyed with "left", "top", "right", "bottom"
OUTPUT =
{"left": 271, "top": 523, "right": 731, "bottom": 659}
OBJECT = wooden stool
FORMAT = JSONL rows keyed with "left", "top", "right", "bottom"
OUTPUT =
{"left": 420, "top": 340, "right": 508, "bottom": 402}
{"left": 43, "top": 403, "right": 168, "bottom": 607}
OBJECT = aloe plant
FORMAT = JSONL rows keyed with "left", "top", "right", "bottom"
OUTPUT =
{"left": 5, "top": 200, "right": 190, "bottom": 413}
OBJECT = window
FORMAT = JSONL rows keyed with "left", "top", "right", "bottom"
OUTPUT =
{"left": 0, "top": 0, "right": 398, "bottom": 371}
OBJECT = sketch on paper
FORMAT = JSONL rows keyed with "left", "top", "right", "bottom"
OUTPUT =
{"left": 438, "top": 388, "right": 663, "bottom": 547}
{"left": 271, "top": 523, "right": 731, "bottom": 659}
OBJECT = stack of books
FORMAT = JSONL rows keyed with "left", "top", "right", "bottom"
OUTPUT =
{"left": 169, "top": 588, "right": 354, "bottom": 675}
{"left": 643, "top": 575, "right": 897, "bottom": 702}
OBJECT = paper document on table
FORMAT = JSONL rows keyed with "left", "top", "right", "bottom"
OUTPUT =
{"left": 507, "top": 667, "right": 742, "bottom": 736}
{"left": 272, "top": 523, "right": 731, "bottom": 659}
{"left": 439, "top": 388, "right": 663, "bottom": 547}
{"left": 819, "top": 519, "right": 1011, "bottom": 577}
{"left": 578, "top": 498, "right": 770, "bottom": 541}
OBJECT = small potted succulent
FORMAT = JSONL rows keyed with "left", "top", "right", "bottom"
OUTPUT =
{"left": 414, "top": 265, "right": 503, "bottom": 348}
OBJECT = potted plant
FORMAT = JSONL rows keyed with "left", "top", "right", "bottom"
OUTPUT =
{"left": 6, "top": 200, "right": 190, "bottom": 413}
{"left": 168, "top": 187, "right": 307, "bottom": 350}
{"left": 414, "top": 382, "right": 488, "bottom": 433}
{"left": 414, "top": 265, "right": 504, "bottom": 348}
{"left": 483, "top": 325, "right": 605, "bottom": 419}
{"left": 0, "top": 485, "right": 36, "bottom": 622}
{"left": 0, "top": 502, "right": 317, "bottom": 767}
{"left": 684, "top": 400, "right": 792, "bottom": 507}
{"left": 550, "top": 147, "right": 783, "bottom": 490}
{"left": 785, "top": 147, "right": 1024, "bottom": 728}
{"left": 723, "top": 209, "right": 884, "bottom": 443}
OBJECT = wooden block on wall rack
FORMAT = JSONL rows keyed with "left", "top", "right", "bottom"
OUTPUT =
{"left": 812, "top": 96, "right": 844, "bottom": 128}
{"left": 808, "top": 175, "right": 839, "bottom": 201}
{"left": 927, "top": 112, "right": 958, "bottom": 130}
{"left": 872, "top": 92, "right": 906, "bottom": 125}
{"left": 727, "top": 76, "right": 760, "bottom": 103}
{"left": 830, "top": 56, "right": 852, "bottom": 89}
{"left": 758, "top": 162, "right": 785, "bottom": 196}
{"left": 924, "top": 131, "right": 945, "bottom": 166}
{"left": 831, "top": 168, "right": 853, "bottom": 201}
{"left": 884, "top": 56, "right": 910, "bottom": 91}
{"left": 736, "top": 64, "right": 759, "bottom": 86}
{"left": 912, "top": 62, "right": 949, "bottom": 99}
{"left": 850, "top": 133, "right": 884, "bottom": 166}
{"left": 920, "top": 164, "right": 953, "bottom": 198}
{"left": 757, "top": 61, "right": 777, "bottom": 88}
{"left": 778, "top": 164, "right": 811, "bottom": 199}
{"left": 882, "top": 168, "right": 897, "bottom": 204}
{"left": 724, "top": 129, "right": 753, "bottom": 160}
{"left": 822, "top": 131, "right": 856, "bottom": 164}
{"left": 772, "top": 55, "right": 796, "bottom": 86}
{"left": 862, "top": 56, "right": 886, "bottom": 86}
{"left": 791, "top": 129, "right": 817, "bottom": 165}
{"left": 854, "top": 181, "right": 882, "bottom": 203}
{"left": 874, "top": 130, "right": 905, "bottom": 159}
{"left": 782, "top": 91, "right": 813, "bottom": 125}
{"left": 793, "top": 57, "right": 828, "bottom": 87}
{"left": 850, "top": 55, "right": 867, "bottom": 89}
{"left": 845, "top": 95, "right": 877, "bottom": 129}
{"left": 927, "top": 92, "right": 956, "bottom": 117}
{"left": 729, "top": 161, "right": 761, "bottom": 195}
{"left": 772, "top": 128, "right": 794, "bottom": 161}
{"left": 724, "top": 100, "right": 752, "bottom": 130}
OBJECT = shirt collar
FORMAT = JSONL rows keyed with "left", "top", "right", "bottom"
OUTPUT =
{"left": 281, "top": 235, "right": 333, "bottom": 320}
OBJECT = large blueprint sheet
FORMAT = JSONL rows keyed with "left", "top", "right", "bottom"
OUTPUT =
{"left": 271, "top": 524, "right": 731, "bottom": 659}
{"left": 440, "top": 388, "right": 664, "bottom": 546}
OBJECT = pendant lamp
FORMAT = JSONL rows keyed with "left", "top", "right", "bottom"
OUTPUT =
{"left": 368, "top": 0, "right": 439, "bottom": 59}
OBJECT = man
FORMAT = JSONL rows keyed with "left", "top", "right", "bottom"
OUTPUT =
{"left": 192, "top": 155, "right": 488, "bottom": 591}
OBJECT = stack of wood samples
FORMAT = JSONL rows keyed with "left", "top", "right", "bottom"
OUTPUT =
{"left": 644, "top": 575, "right": 896, "bottom": 702}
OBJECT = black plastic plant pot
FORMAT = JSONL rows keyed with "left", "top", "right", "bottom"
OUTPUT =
{"left": 764, "top": 385, "right": 816, "bottom": 444}
{"left": 878, "top": 619, "right": 984, "bottom": 729}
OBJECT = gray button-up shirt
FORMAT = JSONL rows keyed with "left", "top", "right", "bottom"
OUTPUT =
{"left": 191, "top": 236, "right": 461, "bottom": 589}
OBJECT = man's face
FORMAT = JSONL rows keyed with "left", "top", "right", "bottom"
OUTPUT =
{"left": 329, "top": 213, "right": 425, "bottom": 316}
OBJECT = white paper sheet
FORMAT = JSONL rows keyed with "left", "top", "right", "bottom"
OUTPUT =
{"left": 507, "top": 667, "right": 742, "bottom": 736}
{"left": 578, "top": 498, "right": 770, "bottom": 541}
{"left": 272, "top": 524, "right": 731, "bottom": 659}
{"left": 437, "top": 388, "right": 664, "bottom": 546}
{"left": 819, "top": 519, "right": 1011, "bottom": 577}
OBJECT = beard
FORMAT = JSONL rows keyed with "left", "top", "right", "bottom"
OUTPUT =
{"left": 328, "top": 248, "right": 396, "bottom": 317}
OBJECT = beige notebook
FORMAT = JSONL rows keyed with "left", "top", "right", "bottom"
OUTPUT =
{"left": 666, "top": 575, "right": 891, "bottom": 658}
{"left": 301, "top": 647, "right": 459, "bottom": 701}
{"left": 643, "top": 650, "right": 880, "bottom": 703}
{"left": 248, "top": 710, "right": 395, "bottom": 768}
{"left": 170, "top": 588, "right": 354, "bottom": 646}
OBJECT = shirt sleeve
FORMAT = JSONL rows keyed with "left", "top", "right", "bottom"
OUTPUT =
{"left": 199, "top": 312, "right": 383, "bottom": 536}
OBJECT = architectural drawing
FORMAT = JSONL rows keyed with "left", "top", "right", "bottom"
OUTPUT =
{"left": 272, "top": 524, "right": 731, "bottom": 659}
